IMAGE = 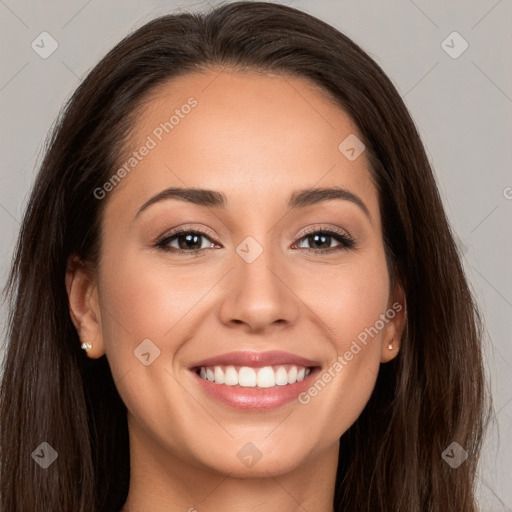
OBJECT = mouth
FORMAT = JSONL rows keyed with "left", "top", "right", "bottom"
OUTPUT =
{"left": 187, "top": 350, "right": 322, "bottom": 409}
{"left": 191, "top": 363, "right": 321, "bottom": 389}
{"left": 189, "top": 363, "right": 322, "bottom": 410}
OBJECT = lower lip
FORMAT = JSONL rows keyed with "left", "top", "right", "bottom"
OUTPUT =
{"left": 190, "top": 367, "right": 321, "bottom": 410}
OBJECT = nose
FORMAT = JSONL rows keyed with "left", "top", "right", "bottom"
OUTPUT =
{"left": 218, "top": 242, "right": 300, "bottom": 333}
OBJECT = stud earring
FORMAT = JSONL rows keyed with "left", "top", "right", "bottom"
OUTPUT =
{"left": 81, "top": 341, "right": 92, "bottom": 352}
{"left": 388, "top": 342, "right": 394, "bottom": 350}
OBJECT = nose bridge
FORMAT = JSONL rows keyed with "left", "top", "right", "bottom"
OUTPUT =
{"left": 236, "top": 233, "right": 281, "bottom": 284}
{"left": 234, "top": 232, "right": 283, "bottom": 299}
{"left": 219, "top": 230, "right": 299, "bottom": 331}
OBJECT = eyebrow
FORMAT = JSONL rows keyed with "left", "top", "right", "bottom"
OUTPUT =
{"left": 134, "top": 186, "right": 371, "bottom": 221}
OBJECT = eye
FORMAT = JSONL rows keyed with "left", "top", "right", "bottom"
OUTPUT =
{"left": 293, "top": 227, "right": 355, "bottom": 253}
{"left": 155, "top": 228, "right": 218, "bottom": 253}
{"left": 155, "top": 226, "right": 356, "bottom": 255}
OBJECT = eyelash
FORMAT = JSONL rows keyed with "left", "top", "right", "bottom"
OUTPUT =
{"left": 155, "top": 226, "right": 356, "bottom": 255}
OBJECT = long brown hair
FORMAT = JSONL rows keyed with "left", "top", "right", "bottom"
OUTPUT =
{"left": 0, "top": 2, "right": 492, "bottom": 510}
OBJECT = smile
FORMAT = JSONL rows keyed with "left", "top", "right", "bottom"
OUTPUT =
{"left": 195, "top": 364, "right": 312, "bottom": 388}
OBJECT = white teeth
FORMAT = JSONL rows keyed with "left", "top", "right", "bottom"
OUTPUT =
{"left": 238, "top": 367, "right": 257, "bottom": 387}
{"left": 197, "top": 364, "right": 313, "bottom": 388}
{"left": 224, "top": 366, "right": 238, "bottom": 386}
{"left": 214, "top": 366, "right": 225, "bottom": 384}
{"left": 275, "top": 366, "right": 288, "bottom": 385}
{"left": 287, "top": 365, "right": 297, "bottom": 384}
{"left": 256, "top": 366, "right": 275, "bottom": 388}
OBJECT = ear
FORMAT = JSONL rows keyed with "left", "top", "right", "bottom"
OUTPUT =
{"left": 65, "top": 255, "right": 105, "bottom": 359}
{"left": 380, "top": 277, "right": 406, "bottom": 363}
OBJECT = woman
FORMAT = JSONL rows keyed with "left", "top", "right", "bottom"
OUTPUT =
{"left": 0, "top": 2, "right": 492, "bottom": 511}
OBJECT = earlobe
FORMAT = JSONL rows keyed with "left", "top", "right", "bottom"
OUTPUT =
{"left": 380, "top": 281, "right": 407, "bottom": 363}
{"left": 66, "top": 255, "right": 105, "bottom": 359}
{"left": 381, "top": 338, "right": 400, "bottom": 363}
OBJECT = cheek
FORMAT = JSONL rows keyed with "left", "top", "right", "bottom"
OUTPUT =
{"left": 296, "top": 263, "right": 389, "bottom": 437}
{"left": 95, "top": 242, "right": 179, "bottom": 383}
{"left": 98, "top": 246, "right": 207, "bottom": 339}
{"left": 95, "top": 248, "right": 200, "bottom": 436}
{"left": 296, "top": 251, "right": 389, "bottom": 396}
{"left": 337, "top": 273, "right": 389, "bottom": 347}
{"left": 302, "top": 255, "right": 390, "bottom": 350}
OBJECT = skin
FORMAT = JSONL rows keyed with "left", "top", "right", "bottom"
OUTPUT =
{"left": 66, "top": 68, "right": 405, "bottom": 512}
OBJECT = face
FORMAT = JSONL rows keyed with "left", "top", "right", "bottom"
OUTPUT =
{"left": 67, "top": 68, "right": 404, "bottom": 478}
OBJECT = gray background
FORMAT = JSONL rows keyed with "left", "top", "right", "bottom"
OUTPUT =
{"left": 0, "top": 0, "right": 510, "bottom": 509}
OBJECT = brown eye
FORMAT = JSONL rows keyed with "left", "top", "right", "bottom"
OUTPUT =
{"left": 156, "top": 229, "right": 218, "bottom": 253}
{"left": 294, "top": 228, "right": 355, "bottom": 253}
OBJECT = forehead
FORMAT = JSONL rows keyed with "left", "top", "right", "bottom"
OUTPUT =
{"left": 105, "top": 68, "right": 378, "bottom": 221}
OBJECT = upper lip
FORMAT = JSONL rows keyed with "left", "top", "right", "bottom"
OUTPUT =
{"left": 190, "top": 350, "right": 321, "bottom": 369}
